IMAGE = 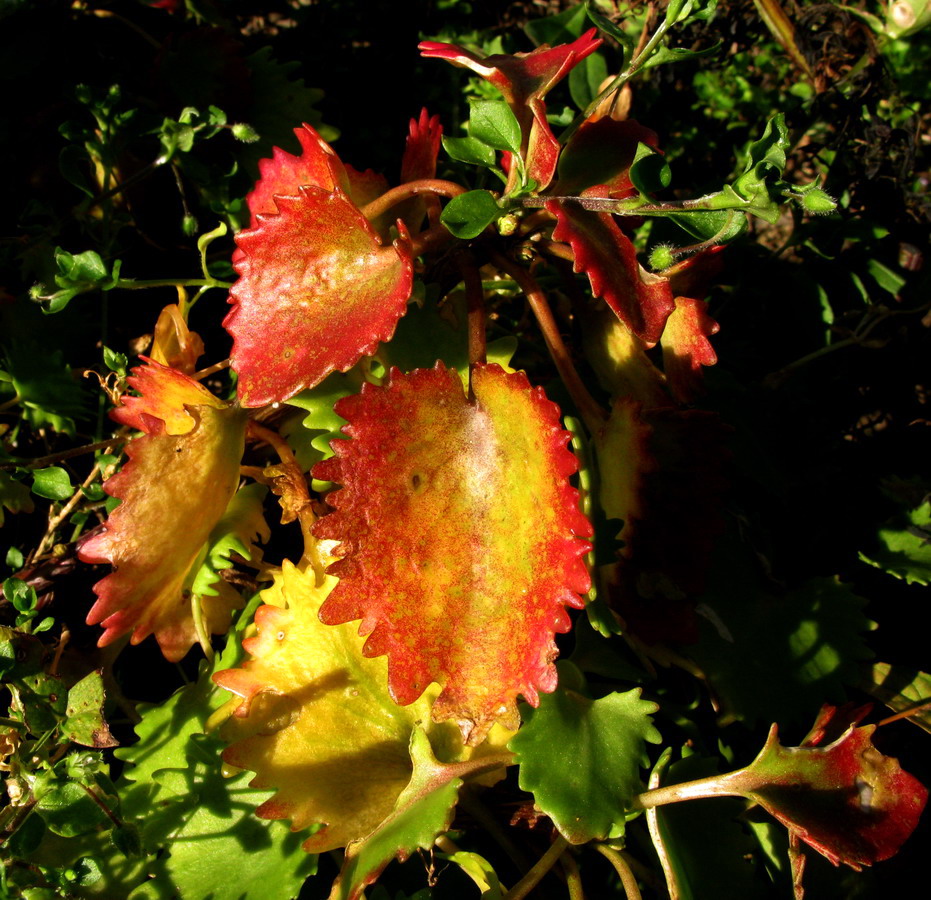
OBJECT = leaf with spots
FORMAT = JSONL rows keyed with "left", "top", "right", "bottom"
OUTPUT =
{"left": 312, "top": 363, "right": 592, "bottom": 745}
{"left": 214, "top": 560, "right": 499, "bottom": 853}
{"left": 225, "top": 184, "right": 413, "bottom": 407}
{"left": 78, "top": 359, "right": 247, "bottom": 660}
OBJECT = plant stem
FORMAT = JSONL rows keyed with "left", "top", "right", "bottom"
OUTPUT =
{"left": 0, "top": 438, "right": 126, "bottom": 471}
{"left": 631, "top": 768, "right": 750, "bottom": 809}
{"left": 360, "top": 179, "right": 467, "bottom": 222}
{"left": 458, "top": 252, "right": 486, "bottom": 391}
{"left": 489, "top": 250, "right": 606, "bottom": 434}
{"left": 561, "top": 851, "right": 584, "bottom": 900}
{"left": 114, "top": 277, "right": 231, "bottom": 291}
{"left": 503, "top": 836, "right": 569, "bottom": 900}
{"left": 593, "top": 845, "right": 641, "bottom": 900}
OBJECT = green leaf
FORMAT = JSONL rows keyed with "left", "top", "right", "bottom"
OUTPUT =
{"left": 859, "top": 500, "right": 931, "bottom": 585}
{"left": 509, "top": 661, "right": 660, "bottom": 843}
{"left": 34, "top": 779, "right": 111, "bottom": 838}
{"left": 442, "top": 135, "right": 497, "bottom": 168}
{"left": 3, "top": 576, "right": 37, "bottom": 613}
{"left": 630, "top": 142, "right": 672, "bottom": 194}
{"left": 440, "top": 190, "right": 503, "bottom": 239}
{"left": 332, "top": 728, "right": 463, "bottom": 900}
{"left": 862, "top": 662, "right": 931, "bottom": 734}
{"left": 63, "top": 669, "right": 118, "bottom": 749}
{"left": 103, "top": 346, "right": 128, "bottom": 374}
{"left": 441, "top": 851, "right": 503, "bottom": 899}
{"left": 569, "top": 52, "right": 608, "bottom": 110}
{"left": 468, "top": 100, "right": 522, "bottom": 154}
{"left": 526, "top": 2, "right": 590, "bottom": 45}
{"left": 116, "top": 605, "right": 317, "bottom": 900}
{"left": 31, "top": 466, "right": 73, "bottom": 501}
{"left": 690, "top": 558, "right": 874, "bottom": 726}
{"left": 866, "top": 258, "right": 907, "bottom": 297}
{"left": 9, "top": 672, "right": 68, "bottom": 733}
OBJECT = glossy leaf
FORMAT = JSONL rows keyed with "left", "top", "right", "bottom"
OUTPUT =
{"left": 313, "top": 364, "right": 592, "bottom": 744}
{"left": 245, "top": 122, "right": 347, "bottom": 225}
{"left": 78, "top": 360, "right": 246, "bottom": 660}
{"left": 331, "top": 728, "right": 463, "bottom": 900}
{"left": 440, "top": 189, "right": 502, "bottom": 239}
{"left": 548, "top": 200, "right": 675, "bottom": 344}
{"left": 214, "top": 560, "right": 472, "bottom": 852}
{"left": 225, "top": 185, "right": 414, "bottom": 407}
{"left": 509, "top": 661, "right": 660, "bottom": 843}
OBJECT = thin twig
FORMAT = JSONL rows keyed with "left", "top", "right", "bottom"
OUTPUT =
{"left": 489, "top": 250, "right": 606, "bottom": 434}
{"left": 0, "top": 438, "right": 126, "bottom": 471}
{"left": 503, "top": 836, "right": 569, "bottom": 900}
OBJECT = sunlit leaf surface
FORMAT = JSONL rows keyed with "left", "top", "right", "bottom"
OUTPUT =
{"left": 313, "top": 363, "right": 592, "bottom": 744}
{"left": 78, "top": 360, "right": 246, "bottom": 660}
{"left": 214, "top": 560, "right": 471, "bottom": 852}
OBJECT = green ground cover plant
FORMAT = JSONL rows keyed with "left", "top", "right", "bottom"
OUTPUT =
{"left": 1, "top": 1, "right": 929, "bottom": 898}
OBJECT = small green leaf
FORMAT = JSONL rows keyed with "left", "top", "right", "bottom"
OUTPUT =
{"left": 5, "top": 546, "right": 24, "bottom": 569}
{"left": 630, "top": 142, "right": 672, "bottom": 194}
{"left": 440, "top": 190, "right": 503, "bottom": 239}
{"left": 867, "top": 258, "right": 907, "bottom": 297}
{"left": 509, "top": 662, "right": 661, "bottom": 843}
{"left": 3, "top": 577, "right": 37, "bottom": 613}
{"left": 469, "top": 100, "right": 522, "bottom": 154}
{"left": 55, "top": 247, "right": 108, "bottom": 285}
{"left": 34, "top": 780, "right": 111, "bottom": 838}
{"left": 31, "top": 466, "right": 73, "bottom": 501}
{"left": 442, "top": 135, "right": 497, "bottom": 168}
{"left": 103, "top": 346, "right": 127, "bottom": 374}
{"left": 442, "top": 851, "right": 503, "bottom": 899}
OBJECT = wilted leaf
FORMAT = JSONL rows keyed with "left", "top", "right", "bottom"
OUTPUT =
{"left": 78, "top": 360, "right": 246, "bottom": 660}
{"left": 0, "top": 470, "right": 34, "bottom": 526}
{"left": 214, "top": 560, "right": 479, "bottom": 852}
{"left": 225, "top": 185, "right": 414, "bottom": 407}
{"left": 509, "top": 661, "right": 660, "bottom": 843}
{"left": 63, "top": 669, "right": 117, "bottom": 748}
{"left": 547, "top": 200, "right": 675, "bottom": 344}
{"left": 313, "top": 364, "right": 592, "bottom": 744}
{"left": 149, "top": 304, "right": 205, "bottom": 375}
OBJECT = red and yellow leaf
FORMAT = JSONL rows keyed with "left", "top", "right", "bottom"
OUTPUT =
{"left": 660, "top": 296, "right": 720, "bottom": 403}
{"left": 214, "top": 560, "right": 502, "bottom": 853}
{"left": 225, "top": 186, "right": 414, "bottom": 407}
{"left": 312, "top": 363, "right": 592, "bottom": 745}
{"left": 548, "top": 200, "right": 675, "bottom": 345}
{"left": 78, "top": 361, "right": 246, "bottom": 660}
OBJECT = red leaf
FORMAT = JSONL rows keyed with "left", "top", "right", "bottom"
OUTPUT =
{"left": 78, "top": 361, "right": 246, "bottom": 659}
{"left": 745, "top": 720, "right": 929, "bottom": 868}
{"left": 246, "top": 123, "right": 348, "bottom": 226}
{"left": 312, "top": 364, "right": 592, "bottom": 744}
{"left": 548, "top": 200, "right": 675, "bottom": 344}
{"left": 555, "top": 118, "right": 659, "bottom": 198}
{"left": 420, "top": 31, "right": 602, "bottom": 191}
{"left": 401, "top": 108, "right": 442, "bottom": 184}
{"left": 660, "top": 295, "right": 720, "bottom": 403}
{"left": 225, "top": 186, "right": 414, "bottom": 407}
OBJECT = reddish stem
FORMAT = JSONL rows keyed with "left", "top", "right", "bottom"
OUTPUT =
{"left": 489, "top": 250, "right": 606, "bottom": 434}
{"left": 361, "top": 178, "right": 467, "bottom": 222}
{"left": 458, "top": 252, "right": 487, "bottom": 389}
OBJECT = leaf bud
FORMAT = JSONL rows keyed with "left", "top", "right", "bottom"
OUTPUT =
{"left": 232, "top": 123, "right": 260, "bottom": 143}
{"left": 649, "top": 244, "right": 676, "bottom": 272}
